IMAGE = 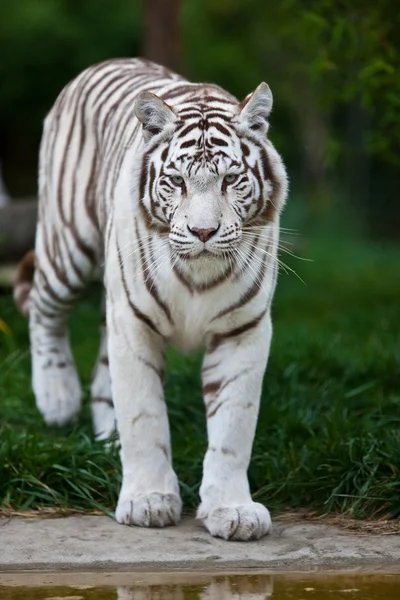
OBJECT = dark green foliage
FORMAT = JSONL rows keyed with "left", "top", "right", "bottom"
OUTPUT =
{"left": 2, "top": 0, "right": 400, "bottom": 195}
{"left": 0, "top": 0, "right": 142, "bottom": 127}
{"left": 1, "top": 235, "right": 399, "bottom": 518}
{"left": 0, "top": 0, "right": 142, "bottom": 193}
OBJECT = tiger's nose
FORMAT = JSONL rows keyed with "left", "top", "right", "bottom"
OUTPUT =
{"left": 188, "top": 225, "right": 220, "bottom": 242}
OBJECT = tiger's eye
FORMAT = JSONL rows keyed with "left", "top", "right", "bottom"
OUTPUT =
{"left": 224, "top": 173, "right": 238, "bottom": 184}
{"left": 172, "top": 175, "right": 184, "bottom": 185}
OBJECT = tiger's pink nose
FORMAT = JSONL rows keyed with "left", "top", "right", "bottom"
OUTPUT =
{"left": 188, "top": 225, "right": 219, "bottom": 242}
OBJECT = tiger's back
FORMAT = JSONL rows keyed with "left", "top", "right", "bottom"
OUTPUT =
{"left": 38, "top": 59, "right": 184, "bottom": 262}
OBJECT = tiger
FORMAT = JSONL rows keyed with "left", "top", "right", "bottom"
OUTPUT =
{"left": 13, "top": 58, "right": 288, "bottom": 541}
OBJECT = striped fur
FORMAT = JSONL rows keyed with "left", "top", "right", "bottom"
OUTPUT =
{"left": 14, "top": 58, "right": 288, "bottom": 540}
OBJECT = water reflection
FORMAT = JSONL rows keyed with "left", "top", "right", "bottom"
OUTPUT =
{"left": 115, "top": 576, "right": 273, "bottom": 599}
{"left": 1, "top": 573, "right": 400, "bottom": 599}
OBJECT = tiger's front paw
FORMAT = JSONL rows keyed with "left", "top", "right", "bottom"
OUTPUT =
{"left": 116, "top": 491, "right": 182, "bottom": 527}
{"left": 198, "top": 502, "right": 271, "bottom": 541}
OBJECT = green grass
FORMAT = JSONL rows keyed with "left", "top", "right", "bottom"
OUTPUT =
{"left": 1, "top": 236, "right": 400, "bottom": 519}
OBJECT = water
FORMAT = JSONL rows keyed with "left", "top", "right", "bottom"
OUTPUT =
{"left": 1, "top": 573, "right": 399, "bottom": 599}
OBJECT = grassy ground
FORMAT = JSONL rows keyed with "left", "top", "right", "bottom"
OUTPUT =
{"left": 1, "top": 235, "right": 400, "bottom": 519}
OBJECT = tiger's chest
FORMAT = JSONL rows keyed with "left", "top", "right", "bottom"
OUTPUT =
{"left": 166, "top": 289, "right": 220, "bottom": 352}
{"left": 149, "top": 271, "right": 254, "bottom": 353}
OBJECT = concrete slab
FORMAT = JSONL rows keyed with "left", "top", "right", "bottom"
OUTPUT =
{"left": 1, "top": 515, "right": 400, "bottom": 572}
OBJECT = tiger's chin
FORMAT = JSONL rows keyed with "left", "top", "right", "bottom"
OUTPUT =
{"left": 174, "top": 247, "right": 234, "bottom": 262}
{"left": 174, "top": 248, "right": 236, "bottom": 287}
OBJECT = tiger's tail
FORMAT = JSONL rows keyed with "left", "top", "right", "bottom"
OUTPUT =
{"left": 13, "top": 250, "right": 35, "bottom": 317}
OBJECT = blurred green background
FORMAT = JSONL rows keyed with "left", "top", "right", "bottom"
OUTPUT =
{"left": 1, "top": 0, "right": 400, "bottom": 238}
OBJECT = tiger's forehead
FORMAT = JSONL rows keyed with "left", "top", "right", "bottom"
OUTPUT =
{"left": 165, "top": 137, "right": 242, "bottom": 175}
{"left": 164, "top": 110, "right": 243, "bottom": 171}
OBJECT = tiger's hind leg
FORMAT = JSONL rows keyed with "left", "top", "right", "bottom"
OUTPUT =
{"left": 28, "top": 227, "right": 96, "bottom": 426}
{"left": 91, "top": 294, "right": 116, "bottom": 440}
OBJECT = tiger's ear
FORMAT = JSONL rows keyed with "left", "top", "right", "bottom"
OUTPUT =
{"left": 238, "top": 82, "right": 273, "bottom": 134}
{"left": 134, "top": 91, "right": 177, "bottom": 142}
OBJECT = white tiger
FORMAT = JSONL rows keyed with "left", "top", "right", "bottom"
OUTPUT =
{"left": 14, "top": 58, "right": 288, "bottom": 540}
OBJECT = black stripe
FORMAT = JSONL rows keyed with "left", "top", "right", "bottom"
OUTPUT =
{"left": 161, "top": 84, "right": 198, "bottom": 100}
{"left": 209, "top": 310, "right": 266, "bottom": 352}
{"left": 210, "top": 136, "right": 228, "bottom": 147}
{"left": 213, "top": 245, "right": 269, "bottom": 320}
{"left": 178, "top": 122, "right": 200, "bottom": 138}
{"left": 203, "top": 112, "right": 232, "bottom": 121}
{"left": 180, "top": 139, "right": 197, "bottom": 148}
{"left": 117, "top": 238, "right": 162, "bottom": 336}
{"left": 135, "top": 222, "right": 173, "bottom": 323}
{"left": 137, "top": 355, "right": 164, "bottom": 381}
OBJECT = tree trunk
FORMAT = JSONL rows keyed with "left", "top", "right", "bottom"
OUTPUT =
{"left": 0, "top": 199, "right": 37, "bottom": 262}
{"left": 295, "top": 100, "right": 331, "bottom": 214}
{"left": 143, "top": 0, "right": 181, "bottom": 73}
{"left": 0, "top": 163, "right": 10, "bottom": 207}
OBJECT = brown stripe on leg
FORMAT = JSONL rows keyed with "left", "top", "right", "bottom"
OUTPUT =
{"left": 91, "top": 294, "right": 115, "bottom": 440}
{"left": 92, "top": 397, "right": 114, "bottom": 409}
{"left": 208, "top": 309, "right": 267, "bottom": 352}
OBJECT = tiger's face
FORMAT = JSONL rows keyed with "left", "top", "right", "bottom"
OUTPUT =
{"left": 135, "top": 83, "right": 287, "bottom": 261}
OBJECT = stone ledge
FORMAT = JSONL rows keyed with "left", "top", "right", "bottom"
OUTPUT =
{"left": 1, "top": 515, "right": 400, "bottom": 572}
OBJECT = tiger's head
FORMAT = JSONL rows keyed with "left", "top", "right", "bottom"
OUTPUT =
{"left": 134, "top": 83, "right": 288, "bottom": 262}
